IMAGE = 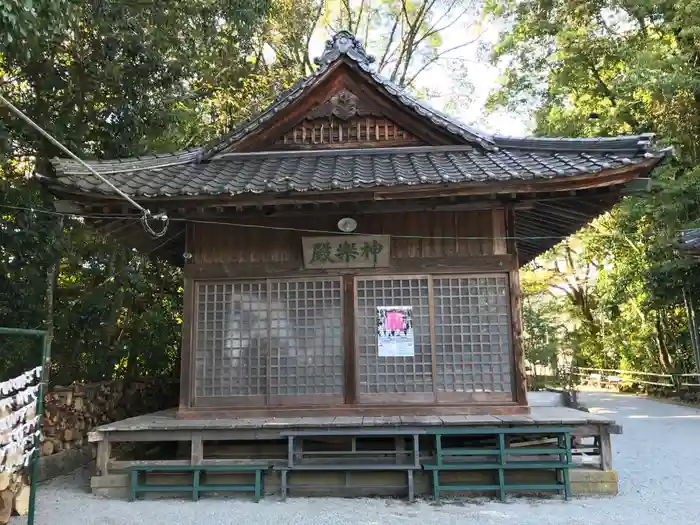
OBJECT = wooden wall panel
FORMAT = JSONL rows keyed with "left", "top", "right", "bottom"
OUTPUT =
{"left": 191, "top": 210, "right": 497, "bottom": 265}
{"left": 492, "top": 208, "right": 507, "bottom": 255}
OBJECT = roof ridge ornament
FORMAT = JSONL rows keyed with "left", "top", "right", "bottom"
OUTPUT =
{"left": 314, "top": 31, "right": 375, "bottom": 68}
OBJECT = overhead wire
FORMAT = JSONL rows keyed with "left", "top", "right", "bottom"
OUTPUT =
{"left": 0, "top": 202, "right": 660, "bottom": 242}
{"left": 0, "top": 93, "right": 169, "bottom": 238}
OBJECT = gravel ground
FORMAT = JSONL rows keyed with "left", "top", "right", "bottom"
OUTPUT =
{"left": 13, "top": 392, "right": 700, "bottom": 525}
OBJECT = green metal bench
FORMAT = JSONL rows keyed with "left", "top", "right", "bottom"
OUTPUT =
{"left": 278, "top": 429, "right": 424, "bottom": 501}
{"left": 126, "top": 464, "right": 270, "bottom": 502}
{"left": 424, "top": 426, "right": 574, "bottom": 502}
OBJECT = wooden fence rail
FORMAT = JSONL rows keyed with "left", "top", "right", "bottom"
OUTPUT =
{"left": 573, "top": 367, "right": 700, "bottom": 391}
{"left": 675, "top": 373, "right": 700, "bottom": 388}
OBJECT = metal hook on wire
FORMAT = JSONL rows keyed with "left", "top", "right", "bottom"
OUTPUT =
{"left": 140, "top": 210, "right": 170, "bottom": 238}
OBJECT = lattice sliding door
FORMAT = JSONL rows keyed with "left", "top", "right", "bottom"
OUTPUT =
{"left": 433, "top": 275, "right": 512, "bottom": 400}
{"left": 268, "top": 279, "right": 344, "bottom": 404}
{"left": 193, "top": 278, "right": 344, "bottom": 407}
{"left": 355, "top": 277, "right": 434, "bottom": 403}
{"left": 193, "top": 273, "right": 513, "bottom": 408}
{"left": 194, "top": 281, "right": 268, "bottom": 405}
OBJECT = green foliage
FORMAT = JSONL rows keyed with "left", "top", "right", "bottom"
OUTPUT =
{"left": 0, "top": 0, "right": 283, "bottom": 383}
{"left": 522, "top": 295, "right": 562, "bottom": 370}
{"left": 1, "top": 0, "right": 472, "bottom": 385}
{"left": 320, "top": 0, "right": 485, "bottom": 93}
{"left": 487, "top": 0, "right": 700, "bottom": 374}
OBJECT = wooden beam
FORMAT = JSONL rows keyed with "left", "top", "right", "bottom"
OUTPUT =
{"left": 232, "top": 63, "right": 348, "bottom": 153}
{"left": 537, "top": 201, "right": 604, "bottom": 222}
{"left": 492, "top": 208, "right": 507, "bottom": 255}
{"left": 175, "top": 403, "right": 530, "bottom": 419}
{"left": 342, "top": 68, "right": 458, "bottom": 146}
{"left": 516, "top": 213, "right": 579, "bottom": 238}
{"left": 184, "top": 255, "right": 517, "bottom": 280}
{"left": 428, "top": 276, "right": 438, "bottom": 401}
{"left": 183, "top": 198, "right": 517, "bottom": 222}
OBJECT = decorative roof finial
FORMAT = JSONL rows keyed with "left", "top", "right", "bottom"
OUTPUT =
{"left": 314, "top": 31, "right": 375, "bottom": 67}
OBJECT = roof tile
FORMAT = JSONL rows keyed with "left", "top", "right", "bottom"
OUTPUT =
{"left": 49, "top": 145, "right": 665, "bottom": 199}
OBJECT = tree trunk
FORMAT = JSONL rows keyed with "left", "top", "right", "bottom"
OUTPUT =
{"left": 654, "top": 310, "right": 673, "bottom": 372}
{"left": 101, "top": 247, "right": 127, "bottom": 378}
{"left": 684, "top": 288, "right": 700, "bottom": 372}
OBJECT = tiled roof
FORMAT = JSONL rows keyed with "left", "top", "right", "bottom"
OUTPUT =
{"left": 679, "top": 229, "right": 700, "bottom": 252}
{"left": 47, "top": 31, "right": 672, "bottom": 199}
{"left": 50, "top": 143, "right": 668, "bottom": 199}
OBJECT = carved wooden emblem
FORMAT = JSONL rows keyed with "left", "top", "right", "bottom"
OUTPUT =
{"left": 306, "top": 89, "right": 381, "bottom": 121}
{"left": 330, "top": 90, "right": 358, "bottom": 120}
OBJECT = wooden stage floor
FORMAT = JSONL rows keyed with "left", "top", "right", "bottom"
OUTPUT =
{"left": 92, "top": 406, "right": 621, "bottom": 436}
{"left": 88, "top": 405, "right": 622, "bottom": 496}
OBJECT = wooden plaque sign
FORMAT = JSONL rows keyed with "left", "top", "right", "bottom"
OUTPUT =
{"left": 302, "top": 235, "right": 391, "bottom": 269}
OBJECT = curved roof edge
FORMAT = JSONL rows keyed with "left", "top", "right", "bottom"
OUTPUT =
{"left": 679, "top": 228, "right": 700, "bottom": 252}
{"left": 493, "top": 132, "right": 664, "bottom": 152}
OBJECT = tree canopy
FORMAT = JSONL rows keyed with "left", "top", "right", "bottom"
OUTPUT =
{"left": 487, "top": 0, "right": 700, "bottom": 373}
{"left": 1, "top": 0, "right": 481, "bottom": 384}
{"left": 0, "top": 0, "right": 277, "bottom": 383}
{"left": 4, "top": 0, "right": 699, "bottom": 386}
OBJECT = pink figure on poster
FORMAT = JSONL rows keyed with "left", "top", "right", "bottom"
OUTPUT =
{"left": 385, "top": 310, "right": 404, "bottom": 332}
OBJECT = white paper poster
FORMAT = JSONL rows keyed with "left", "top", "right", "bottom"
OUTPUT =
{"left": 377, "top": 306, "right": 415, "bottom": 357}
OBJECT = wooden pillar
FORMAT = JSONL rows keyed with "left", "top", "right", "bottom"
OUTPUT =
{"left": 96, "top": 439, "right": 111, "bottom": 476}
{"left": 492, "top": 208, "right": 507, "bottom": 255}
{"left": 599, "top": 427, "right": 613, "bottom": 471}
{"left": 179, "top": 224, "right": 195, "bottom": 412}
{"left": 506, "top": 206, "right": 528, "bottom": 407}
{"left": 191, "top": 434, "right": 203, "bottom": 465}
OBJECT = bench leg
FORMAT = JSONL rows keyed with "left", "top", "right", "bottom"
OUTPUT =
{"left": 129, "top": 470, "right": 138, "bottom": 502}
{"left": 96, "top": 439, "right": 111, "bottom": 476}
{"left": 407, "top": 471, "right": 414, "bottom": 503}
{"left": 254, "top": 469, "right": 262, "bottom": 502}
{"left": 280, "top": 470, "right": 288, "bottom": 501}
{"left": 193, "top": 470, "right": 200, "bottom": 502}
{"left": 498, "top": 433, "right": 506, "bottom": 502}
{"left": 564, "top": 432, "right": 573, "bottom": 500}
{"left": 432, "top": 470, "right": 440, "bottom": 503}
{"left": 497, "top": 468, "right": 506, "bottom": 502}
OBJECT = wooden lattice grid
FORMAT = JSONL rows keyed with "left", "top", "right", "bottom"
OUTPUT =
{"left": 194, "top": 281, "right": 268, "bottom": 398}
{"left": 355, "top": 277, "right": 434, "bottom": 394}
{"left": 275, "top": 117, "right": 421, "bottom": 147}
{"left": 194, "top": 273, "right": 512, "bottom": 403}
{"left": 268, "top": 279, "right": 344, "bottom": 396}
{"left": 194, "top": 279, "right": 344, "bottom": 400}
{"left": 433, "top": 275, "right": 512, "bottom": 393}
